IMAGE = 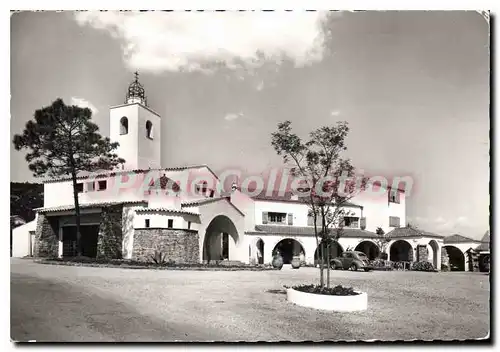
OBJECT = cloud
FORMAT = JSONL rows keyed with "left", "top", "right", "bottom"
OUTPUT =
{"left": 224, "top": 112, "right": 244, "bottom": 121}
{"left": 330, "top": 110, "right": 340, "bottom": 117}
{"left": 74, "top": 11, "right": 328, "bottom": 74}
{"left": 70, "top": 97, "right": 98, "bottom": 114}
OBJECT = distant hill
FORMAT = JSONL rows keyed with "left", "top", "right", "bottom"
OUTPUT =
{"left": 10, "top": 182, "right": 44, "bottom": 222}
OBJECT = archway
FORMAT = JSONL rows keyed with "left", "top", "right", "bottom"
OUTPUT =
{"left": 314, "top": 241, "right": 344, "bottom": 266}
{"left": 256, "top": 238, "right": 264, "bottom": 264}
{"left": 354, "top": 241, "right": 380, "bottom": 260}
{"left": 428, "top": 240, "right": 440, "bottom": 268}
{"left": 390, "top": 240, "right": 413, "bottom": 262}
{"left": 203, "top": 215, "right": 239, "bottom": 262}
{"left": 444, "top": 245, "right": 465, "bottom": 271}
{"left": 272, "top": 238, "right": 305, "bottom": 264}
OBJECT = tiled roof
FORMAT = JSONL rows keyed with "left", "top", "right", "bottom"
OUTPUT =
{"left": 42, "top": 164, "right": 218, "bottom": 183}
{"left": 181, "top": 197, "right": 230, "bottom": 207}
{"left": 386, "top": 227, "right": 445, "bottom": 239}
{"left": 475, "top": 230, "right": 490, "bottom": 252}
{"left": 36, "top": 201, "right": 147, "bottom": 214}
{"left": 444, "top": 234, "right": 480, "bottom": 244}
{"left": 135, "top": 208, "right": 199, "bottom": 216}
{"left": 246, "top": 225, "right": 379, "bottom": 238}
{"left": 182, "top": 197, "right": 245, "bottom": 217}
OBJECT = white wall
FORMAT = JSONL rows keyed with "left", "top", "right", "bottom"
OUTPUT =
{"left": 138, "top": 106, "right": 161, "bottom": 170}
{"left": 134, "top": 211, "right": 200, "bottom": 231}
{"left": 12, "top": 219, "right": 37, "bottom": 257}
{"left": 110, "top": 104, "right": 140, "bottom": 170}
{"left": 253, "top": 200, "right": 362, "bottom": 228}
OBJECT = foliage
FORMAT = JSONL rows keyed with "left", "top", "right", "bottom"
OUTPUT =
{"left": 411, "top": 261, "right": 436, "bottom": 272}
{"left": 272, "top": 252, "right": 284, "bottom": 269}
{"left": 37, "top": 257, "right": 279, "bottom": 271}
{"left": 441, "top": 264, "right": 450, "bottom": 272}
{"left": 13, "top": 99, "right": 125, "bottom": 256}
{"left": 373, "top": 226, "right": 390, "bottom": 258}
{"left": 271, "top": 120, "right": 365, "bottom": 289}
{"left": 10, "top": 182, "right": 44, "bottom": 222}
{"left": 150, "top": 250, "right": 167, "bottom": 265}
{"left": 290, "top": 284, "right": 360, "bottom": 296}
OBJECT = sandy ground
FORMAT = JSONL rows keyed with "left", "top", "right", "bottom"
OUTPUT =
{"left": 11, "top": 258, "right": 490, "bottom": 342}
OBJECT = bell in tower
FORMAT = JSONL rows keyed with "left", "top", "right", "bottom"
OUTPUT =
{"left": 126, "top": 71, "right": 148, "bottom": 106}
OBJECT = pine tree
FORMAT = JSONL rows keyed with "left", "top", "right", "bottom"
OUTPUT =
{"left": 13, "top": 98, "right": 125, "bottom": 256}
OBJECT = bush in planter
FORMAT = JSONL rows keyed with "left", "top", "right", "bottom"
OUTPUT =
{"left": 272, "top": 253, "right": 284, "bottom": 269}
{"left": 291, "top": 256, "right": 301, "bottom": 269}
{"left": 289, "top": 284, "right": 360, "bottom": 296}
{"left": 411, "top": 261, "right": 436, "bottom": 272}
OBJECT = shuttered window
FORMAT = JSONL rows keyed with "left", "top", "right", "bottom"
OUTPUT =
{"left": 307, "top": 215, "right": 314, "bottom": 226}
{"left": 287, "top": 213, "right": 293, "bottom": 225}
{"left": 262, "top": 212, "right": 268, "bottom": 224}
{"left": 360, "top": 217, "right": 367, "bottom": 230}
{"left": 389, "top": 216, "right": 400, "bottom": 228}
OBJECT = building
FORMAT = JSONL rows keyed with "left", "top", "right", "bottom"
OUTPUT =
{"left": 15, "top": 75, "right": 447, "bottom": 268}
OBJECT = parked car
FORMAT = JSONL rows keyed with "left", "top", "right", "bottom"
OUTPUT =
{"left": 330, "top": 251, "right": 373, "bottom": 272}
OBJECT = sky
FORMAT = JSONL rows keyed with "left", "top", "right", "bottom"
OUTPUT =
{"left": 10, "top": 11, "right": 490, "bottom": 239}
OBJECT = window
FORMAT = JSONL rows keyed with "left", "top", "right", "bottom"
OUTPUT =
{"left": 343, "top": 216, "right": 359, "bottom": 228}
{"left": 267, "top": 212, "right": 287, "bottom": 224}
{"left": 168, "top": 219, "right": 173, "bottom": 228}
{"left": 76, "top": 183, "right": 84, "bottom": 193}
{"left": 389, "top": 189, "right": 400, "bottom": 204}
{"left": 145, "top": 219, "right": 150, "bottom": 228}
{"left": 120, "top": 116, "right": 128, "bottom": 135}
{"left": 86, "top": 181, "right": 95, "bottom": 192}
{"left": 97, "top": 180, "right": 107, "bottom": 191}
{"left": 389, "top": 216, "right": 400, "bottom": 228}
{"left": 287, "top": 213, "right": 293, "bottom": 226}
{"left": 188, "top": 221, "right": 191, "bottom": 230}
{"left": 307, "top": 214, "right": 323, "bottom": 227}
{"left": 146, "top": 120, "right": 153, "bottom": 139}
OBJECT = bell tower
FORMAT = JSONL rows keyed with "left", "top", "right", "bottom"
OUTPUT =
{"left": 109, "top": 72, "right": 161, "bottom": 170}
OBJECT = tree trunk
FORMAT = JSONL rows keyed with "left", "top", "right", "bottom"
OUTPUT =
{"left": 326, "top": 241, "right": 330, "bottom": 288}
{"left": 321, "top": 242, "right": 326, "bottom": 288}
{"left": 70, "top": 170, "right": 83, "bottom": 257}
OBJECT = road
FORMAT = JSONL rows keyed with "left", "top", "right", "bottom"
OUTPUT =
{"left": 11, "top": 258, "right": 490, "bottom": 342}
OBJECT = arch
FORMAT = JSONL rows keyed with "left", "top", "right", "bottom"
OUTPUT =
{"left": 256, "top": 238, "right": 264, "bottom": 264}
{"left": 314, "top": 241, "right": 344, "bottom": 266}
{"left": 120, "top": 116, "right": 128, "bottom": 135}
{"left": 444, "top": 245, "right": 465, "bottom": 271}
{"left": 146, "top": 120, "right": 153, "bottom": 139}
{"left": 389, "top": 240, "right": 413, "bottom": 262}
{"left": 354, "top": 240, "right": 380, "bottom": 260}
{"left": 428, "top": 240, "right": 440, "bottom": 269}
{"left": 202, "top": 215, "right": 239, "bottom": 262}
{"left": 272, "top": 238, "right": 305, "bottom": 265}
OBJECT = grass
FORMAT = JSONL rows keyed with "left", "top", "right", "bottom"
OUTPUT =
{"left": 12, "top": 259, "right": 490, "bottom": 341}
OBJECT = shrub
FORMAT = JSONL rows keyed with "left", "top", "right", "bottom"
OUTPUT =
{"left": 441, "top": 264, "right": 450, "bottom": 272}
{"left": 289, "top": 284, "right": 360, "bottom": 296}
{"left": 411, "top": 261, "right": 436, "bottom": 272}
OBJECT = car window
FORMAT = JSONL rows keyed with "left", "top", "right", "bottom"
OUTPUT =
{"left": 345, "top": 253, "right": 352, "bottom": 258}
{"left": 358, "top": 253, "right": 367, "bottom": 259}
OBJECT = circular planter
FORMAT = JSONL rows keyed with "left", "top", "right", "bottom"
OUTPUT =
{"left": 286, "top": 288, "right": 367, "bottom": 312}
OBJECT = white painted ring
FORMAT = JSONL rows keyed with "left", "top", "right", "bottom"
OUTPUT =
{"left": 286, "top": 288, "right": 368, "bottom": 312}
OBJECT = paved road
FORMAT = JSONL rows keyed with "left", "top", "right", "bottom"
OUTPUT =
{"left": 11, "top": 261, "right": 233, "bottom": 342}
{"left": 11, "top": 258, "right": 490, "bottom": 342}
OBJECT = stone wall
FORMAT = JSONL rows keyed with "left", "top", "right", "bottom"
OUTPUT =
{"left": 34, "top": 214, "right": 59, "bottom": 257}
{"left": 97, "top": 205, "right": 123, "bottom": 259}
{"left": 132, "top": 228, "right": 199, "bottom": 263}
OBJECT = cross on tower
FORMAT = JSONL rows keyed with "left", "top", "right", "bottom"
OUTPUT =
{"left": 134, "top": 71, "right": 139, "bottom": 82}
